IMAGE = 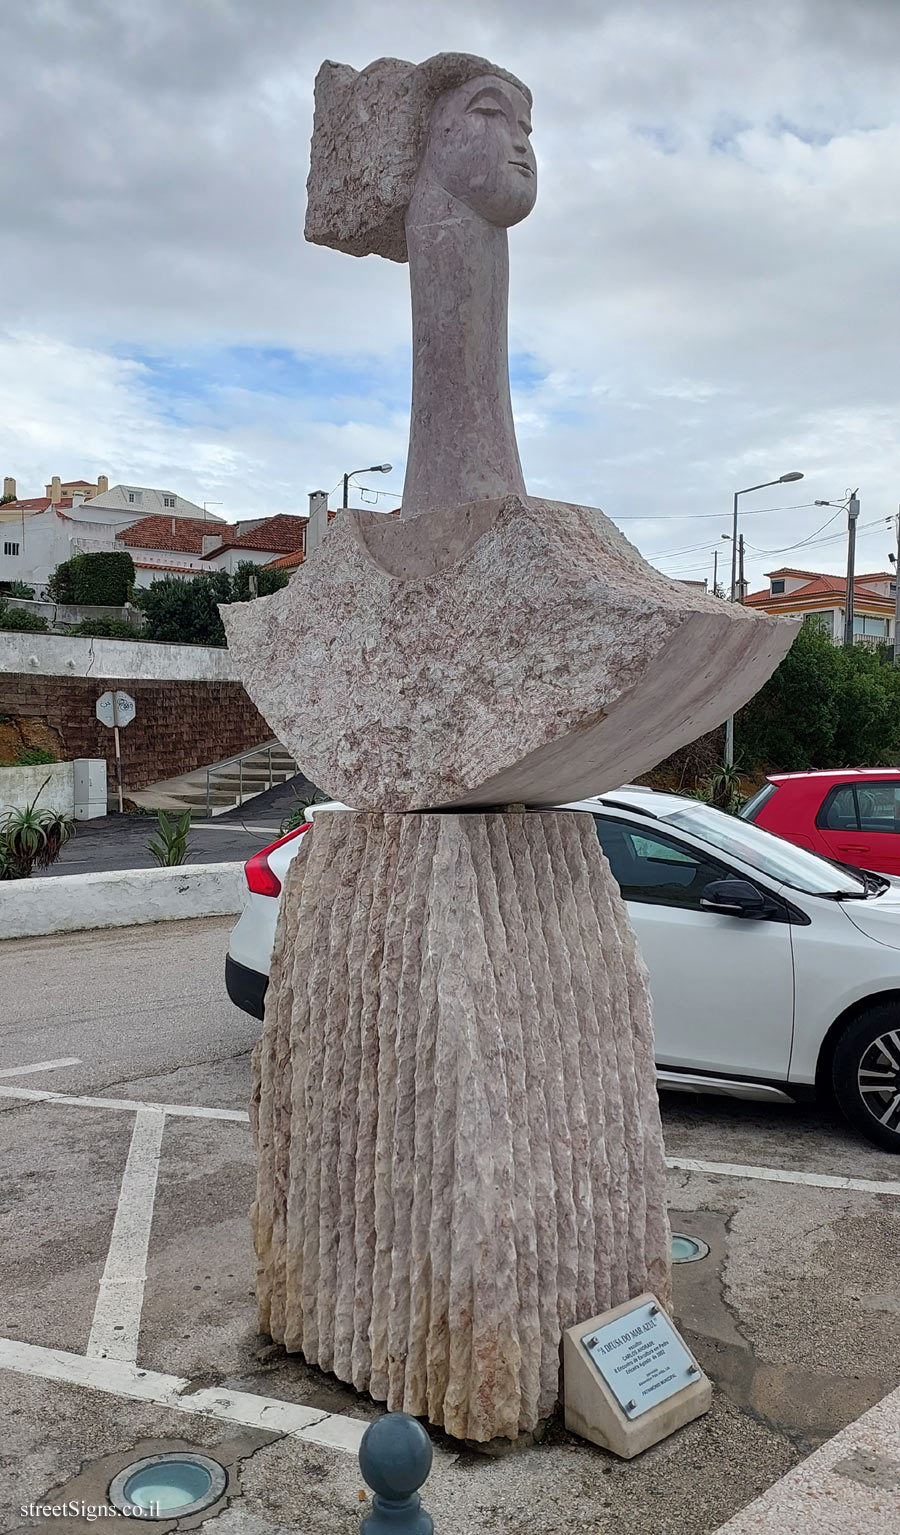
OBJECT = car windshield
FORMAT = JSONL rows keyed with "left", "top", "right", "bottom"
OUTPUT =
{"left": 662, "top": 801, "right": 868, "bottom": 896}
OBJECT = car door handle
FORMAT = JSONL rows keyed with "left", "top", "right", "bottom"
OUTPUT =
{"left": 841, "top": 844, "right": 868, "bottom": 854}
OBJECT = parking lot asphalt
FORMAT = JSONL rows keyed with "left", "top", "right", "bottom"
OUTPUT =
{"left": 1, "top": 917, "right": 899, "bottom": 1533}
{"left": 35, "top": 779, "right": 307, "bottom": 878}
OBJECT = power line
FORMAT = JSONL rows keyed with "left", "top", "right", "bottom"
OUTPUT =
{"left": 612, "top": 499, "right": 818, "bottom": 523}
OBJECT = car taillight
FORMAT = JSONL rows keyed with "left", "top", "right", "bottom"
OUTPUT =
{"left": 244, "top": 823, "right": 310, "bottom": 898}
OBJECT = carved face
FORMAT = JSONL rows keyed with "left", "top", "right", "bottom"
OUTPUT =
{"left": 422, "top": 74, "right": 536, "bottom": 226}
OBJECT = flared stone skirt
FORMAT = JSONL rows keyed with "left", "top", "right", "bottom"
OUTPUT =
{"left": 251, "top": 808, "right": 670, "bottom": 1442}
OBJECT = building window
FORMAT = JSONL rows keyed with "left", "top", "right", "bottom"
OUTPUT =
{"left": 163, "top": 495, "right": 175, "bottom": 508}
{"left": 127, "top": 489, "right": 142, "bottom": 505}
{"left": 853, "top": 616, "right": 888, "bottom": 637}
{"left": 770, "top": 579, "right": 785, "bottom": 594}
{"left": 804, "top": 612, "right": 833, "bottom": 637}
{"left": 3, "top": 541, "right": 20, "bottom": 557}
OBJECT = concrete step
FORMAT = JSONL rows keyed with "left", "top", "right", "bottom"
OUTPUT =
{"left": 127, "top": 739, "right": 301, "bottom": 817}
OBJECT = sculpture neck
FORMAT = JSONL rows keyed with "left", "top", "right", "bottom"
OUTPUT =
{"left": 401, "top": 181, "right": 526, "bottom": 517}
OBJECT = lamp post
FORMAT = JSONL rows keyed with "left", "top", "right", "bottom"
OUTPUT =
{"left": 724, "top": 471, "right": 804, "bottom": 766}
{"left": 342, "top": 463, "right": 393, "bottom": 509}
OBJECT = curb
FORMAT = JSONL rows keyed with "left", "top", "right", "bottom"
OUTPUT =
{"left": 714, "top": 1375, "right": 900, "bottom": 1532}
{"left": 0, "top": 862, "right": 246, "bottom": 940}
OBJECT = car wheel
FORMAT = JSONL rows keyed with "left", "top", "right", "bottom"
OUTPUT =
{"left": 832, "top": 1004, "right": 900, "bottom": 1153}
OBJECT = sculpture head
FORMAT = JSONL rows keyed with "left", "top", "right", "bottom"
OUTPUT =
{"left": 419, "top": 75, "right": 536, "bottom": 228}
{"left": 305, "top": 52, "right": 534, "bottom": 263}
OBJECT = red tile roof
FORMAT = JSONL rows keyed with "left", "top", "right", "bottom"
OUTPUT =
{"left": 200, "top": 513, "right": 308, "bottom": 558}
{"left": 746, "top": 574, "right": 893, "bottom": 607}
{"left": 1, "top": 496, "right": 73, "bottom": 513}
{"left": 133, "top": 561, "right": 205, "bottom": 574}
{"left": 263, "top": 548, "right": 305, "bottom": 571}
{"left": 116, "top": 515, "right": 224, "bottom": 553}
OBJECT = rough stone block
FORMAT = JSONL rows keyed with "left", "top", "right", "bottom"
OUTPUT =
{"left": 223, "top": 495, "right": 798, "bottom": 811}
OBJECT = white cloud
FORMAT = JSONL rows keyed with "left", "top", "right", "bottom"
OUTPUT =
{"left": 1, "top": 0, "right": 899, "bottom": 584}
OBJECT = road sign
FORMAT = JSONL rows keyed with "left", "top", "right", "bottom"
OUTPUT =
{"left": 95, "top": 692, "right": 136, "bottom": 812}
{"left": 96, "top": 691, "right": 136, "bottom": 729}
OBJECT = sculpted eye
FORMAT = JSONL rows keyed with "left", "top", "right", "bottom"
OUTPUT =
{"left": 470, "top": 105, "right": 504, "bottom": 117}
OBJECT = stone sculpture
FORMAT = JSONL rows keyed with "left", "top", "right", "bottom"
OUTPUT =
{"left": 227, "top": 52, "right": 798, "bottom": 1443}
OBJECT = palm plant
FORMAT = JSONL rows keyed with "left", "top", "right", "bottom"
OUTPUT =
{"left": 0, "top": 780, "right": 75, "bottom": 879}
{"left": 148, "top": 809, "right": 193, "bottom": 867}
{"left": 708, "top": 760, "right": 745, "bottom": 813}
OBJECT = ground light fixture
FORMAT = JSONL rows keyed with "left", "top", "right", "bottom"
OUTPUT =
{"left": 670, "top": 1233, "right": 710, "bottom": 1263}
{"left": 108, "top": 1453, "right": 227, "bottom": 1519}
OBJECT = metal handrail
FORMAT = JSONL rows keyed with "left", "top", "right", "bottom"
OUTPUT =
{"left": 204, "top": 738, "right": 297, "bottom": 817}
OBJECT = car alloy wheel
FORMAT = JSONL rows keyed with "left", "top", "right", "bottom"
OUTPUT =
{"left": 857, "top": 1030, "right": 900, "bottom": 1134}
{"left": 832, "top": 1003, "right": 900, "bottom": 1153}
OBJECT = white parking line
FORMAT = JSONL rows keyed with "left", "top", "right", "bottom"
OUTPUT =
{"left": 0, "top": 1337, "right": 368, "bottom": 1453}
{"left": 0, "top": 1085, "right": 249, "bottom": 1122}
{"left": 667, "top": 1155, "right": 900, "bottom": 1197}
{"left": 88, "top": 1112, "right": 165, "bottom": 1364}
{"left": 0, "top": 1058, "right": 81, "bottom": 1079}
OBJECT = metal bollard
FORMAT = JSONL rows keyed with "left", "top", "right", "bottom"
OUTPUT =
{"left": 358, "top": 1412, "right": 434, "bottom": 1534}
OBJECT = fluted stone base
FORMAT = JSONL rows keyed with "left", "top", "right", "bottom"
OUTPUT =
{"left": 251, "top": 808, "right": 671, "bottom": 1442}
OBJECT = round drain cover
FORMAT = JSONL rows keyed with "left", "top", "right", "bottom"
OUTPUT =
{"left": 671, "top": 1232, "right": 710, "bottom": 1263}
{"left": 109, "top": 1453, "right": 227, "bottom": 1519}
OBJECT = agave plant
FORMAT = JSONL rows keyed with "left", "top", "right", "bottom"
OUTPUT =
{"left": 0, "top": 779, "right": 75, "bottom": 879}
{"left": 148, "top": 809, "right": 193, "bottom": 867}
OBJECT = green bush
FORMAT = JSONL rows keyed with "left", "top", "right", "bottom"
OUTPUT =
{"left": 137, "top": 570, "right": 232, "bottom": 645}
{"left": 7, "top": 581, "right": 35, "bottom": 599}
{"left": 66, "top": 617, "right": 138, "bottom": 639}
{"left": 48, "top": 551, "right": 135, "bottom": 605}
{"left": 230, "top": 560, "right": 290, "bottom": 601}
{"left": 46, "top": 562, "right": 76, "bottom": 603}
{"left": 137, "top": 563, "right": 286, "bottom": 646}
{"left": 15, "top": 747, "right": 57, "bottom": 766}
{"left": 738, "top": 621, "right": 900, "bottom": 771}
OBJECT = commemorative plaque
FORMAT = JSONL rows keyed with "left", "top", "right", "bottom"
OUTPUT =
{"left": 563, "top": 1292, "right": 711, "bottom": 1458}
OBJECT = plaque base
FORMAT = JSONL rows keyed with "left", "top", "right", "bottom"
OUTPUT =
{"left": 563, "top": 1292, "right": 712, "bottom": 1459}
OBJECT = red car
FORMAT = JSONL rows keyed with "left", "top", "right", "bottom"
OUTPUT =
{"left": 742, "top": 769, "right": 900, "bottom": 876}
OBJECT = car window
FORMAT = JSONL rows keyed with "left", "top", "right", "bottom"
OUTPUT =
{"left": 594, "top": 816, "right": 731, "bottom": 910}
{"left": 740, "top": 783, "right": 778, "bottom": 821}
{"left": 856, "top": 782, "right": 900, "bottom": 835}
{"left": 662, "top": 802, "right": 866, "bottom": 895}
{"left": 818, "top": 785, "right": 859, "bottom": 831}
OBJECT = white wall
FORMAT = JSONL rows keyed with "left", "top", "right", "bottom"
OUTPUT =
{"left": 0, "top": 862, "right": 246, "bottom": 939}
{"left": 0, "top": 762, "right": 74, "bottom": 817}
{"left": 0, "top": 760, "right": 107, "bottom": 820}
{"left": 0, "top": 631, "right": 242, "bottom": 681}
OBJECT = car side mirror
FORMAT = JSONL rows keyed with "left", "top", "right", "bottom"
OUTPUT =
{"left": 700, "top": 878, "right": 771, "bottom": 918}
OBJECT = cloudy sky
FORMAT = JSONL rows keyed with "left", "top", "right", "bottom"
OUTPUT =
{"left": 2, "top": 0, "right": 899, "bottom": 591}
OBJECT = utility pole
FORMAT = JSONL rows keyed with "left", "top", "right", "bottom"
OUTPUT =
{"left": 712, "top": 547, "right": 718, "bottom": 596}
{"left": 729, "top": 491, "right": 739, "bottom": 601}
{"left": 738, "top": 535, "right": 746, "bottom": 603}
{"left": 893, "top": 506, "right": 900, "bottom": 664}
{"left": 843, "top": 491, "right": 860, "bottom": 648}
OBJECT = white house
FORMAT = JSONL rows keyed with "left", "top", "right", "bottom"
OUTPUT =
{"left": 0, "top": 477, "right": 225, "bottom": 593}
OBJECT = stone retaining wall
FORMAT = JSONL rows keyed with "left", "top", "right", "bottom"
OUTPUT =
{"left": 0, "top": 675, "right": 270, "bottom": 790}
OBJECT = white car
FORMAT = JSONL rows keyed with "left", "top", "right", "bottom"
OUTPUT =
{"left": 227, "top": 787, "right": 900, "bottom": 1153}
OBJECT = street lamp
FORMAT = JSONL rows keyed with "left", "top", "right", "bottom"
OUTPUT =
{"left": 730, "top": 472, "right": 804, "bottom": 602}
{"left": 724, "top": 470, "right": 804, "bottom": 766}
{"left": 342, "top": 463, "right": 393, "bottom": 509}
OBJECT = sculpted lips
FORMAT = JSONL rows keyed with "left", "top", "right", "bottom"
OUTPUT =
{"left": 509, "top": 160, "right": 534, "bottom": 175}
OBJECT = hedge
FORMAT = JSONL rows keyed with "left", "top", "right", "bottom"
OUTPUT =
{"left": 47, "top": 551, "right": 135, "bottom": 605}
